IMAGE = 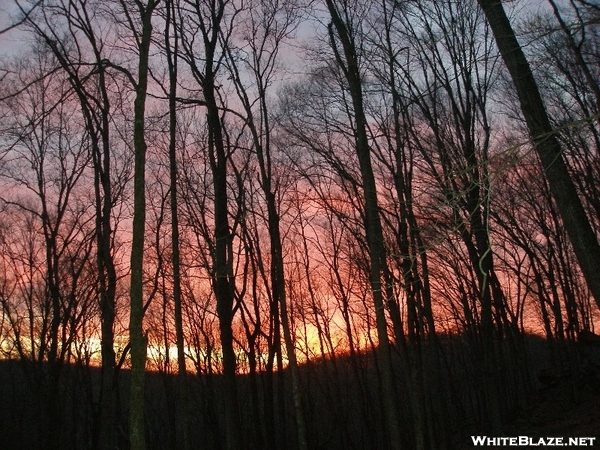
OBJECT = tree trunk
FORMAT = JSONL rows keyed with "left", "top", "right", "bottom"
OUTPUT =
{"left": 129, "top": 4, "right": 157, "bottom": 450}
{"left": 165, "top": 1, "right": 189, "bottom": 448}
{"left": 326, "top": 2, "right": 402, "bottom": 448}
{"left": 204, "top": 69, "right": 244, "bottom": 450}
{"left": 477, "top": 0, "right": 600, "bottom": 311}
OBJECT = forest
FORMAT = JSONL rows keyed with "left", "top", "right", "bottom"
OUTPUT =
{"left": 0, "top": 0, "right": 599, "bottom": 449}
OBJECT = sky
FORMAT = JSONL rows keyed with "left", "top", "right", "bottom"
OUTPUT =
{"left": 0, "top": 0, "right": 34, "bottom": 57}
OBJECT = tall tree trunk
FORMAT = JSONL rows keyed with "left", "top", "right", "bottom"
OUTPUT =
{"left": 267, "top": 194, "right": 308, "bottom": 450}
{"left": 92, "top": 56, "right": 118, "bottom": 450}
{"left": 129, "top": 3, "right": 157, "bottom": 450}
{"left": 177, "top": 1, "right": 243, "bottom": 445}
{"left": 96, "top": 115, "right": 118, "bottom": 450}
{"left": 165, "top": 1, "right": 188, "bottom": 448}
{"left": 204, "top": 69, "right": 244, "bottom": 450}
{"left": 235, "top": 34, "right": 308, "bottom": 446}
{"left": 477, "top": 0, "right": 600, "bottom": 311}
{"left": 325, "top": 2, "right": 402, "bottom": 448}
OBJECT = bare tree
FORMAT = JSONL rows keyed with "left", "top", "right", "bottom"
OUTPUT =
{"left": 19, "top": 2, "right": 129, "bottom": 446}
{"left": 477, "top": 0, "right": 600, "bottom": 312}
{"left": 222, "top": 2, "right": 308, "bottom": 448}
{"left": 117, "top": 1, "right": 161, "bottom": 449}
{"left": 175, "top": 1, "right": 248, "bottom": 448}
{"left": 0, "top": 48, "right": 96, "bottom": 448}
{"left": 323, "top": 1, "right": 402, "bottom": 447}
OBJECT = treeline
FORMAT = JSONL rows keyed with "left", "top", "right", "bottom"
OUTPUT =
{"left": 0, "top": 1, "right": 598, "bottom": 449}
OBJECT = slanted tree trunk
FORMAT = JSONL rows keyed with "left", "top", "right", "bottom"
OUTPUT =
{"left": 477, "top": 0, "right": 600, "bottom": 311}
{"left": 325, "top": 2, "right": 402, "bottom": 448}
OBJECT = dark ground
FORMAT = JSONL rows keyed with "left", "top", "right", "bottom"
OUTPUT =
{"left": 2, "top": 334, "right": 599, "bottom": 449}
{"left": 458, "top": 371, "right": 600, "bottom": 449}
{"left": 506, "top": 379, "right": 600, "bottom": 442}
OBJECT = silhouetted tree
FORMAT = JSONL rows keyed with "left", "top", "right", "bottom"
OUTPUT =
{"left": 477, "top": 0, "right": 600, "bottom": 313}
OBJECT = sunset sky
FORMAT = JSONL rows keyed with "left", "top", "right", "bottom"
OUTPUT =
{"left": 0, "top": 1, "right": 599, "bottom": 449}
